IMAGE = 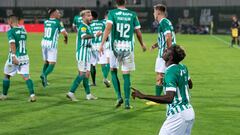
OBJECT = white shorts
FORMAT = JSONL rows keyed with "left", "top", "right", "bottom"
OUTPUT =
{"left": 4, "top": 61, "right": 29, "bottom": 76}
{"left": 110, "top": 51, "right": 135, "bottom": 72}
{"left": 155, "top": 57, "right": 166, "bottom": 73}
{"left": 105, "top": 49, "right": 110, "bottom": 58}
{"left": 77, "top": 61, "right": 91, "bottom": 72}
{"left": 159, "top": 108, "right": 195, "bottom": 135}
{"left": 90, "top": 50, "right": 108, "bottom": 66}
{"left": 42, "top": 48, "right": 57, "bottom": 62}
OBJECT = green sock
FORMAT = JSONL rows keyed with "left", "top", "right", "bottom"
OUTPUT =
{"left": 2, "top": 79, "right": 10, "bottom": 95}
{"left": 42, "top": 63, "right": 49, "bottom": 75}
{"left": 26, "top": 79, "right": 34, "bottom": 95}
{"left": 90, "top": 65, "right": 96, "bottom": 84}
{"left": 101, "top": 64, "right": 108, "bottom": 79}
{"left": 156, "top": 85, "right": 163, "bottom": 96}
{"left": 123, "top": 74, "right": 131, "bottom": 106}
{"left": 83, "top": 77, "right": 90, "bottom": 95}
{"left": 111, "top": 70, "right": 122, "bottom": 100}
{"left": 44, "top": 64, "right": 55, "bottom": 77}
{"left": 105, "top": 64, "right": 110, "bottom": 78}
{"left": 70, "top": 74, "right": 84, "bottom": 93}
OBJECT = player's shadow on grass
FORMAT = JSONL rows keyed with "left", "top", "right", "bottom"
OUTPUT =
{"left": 7, "top": 106, "right": 155, "bottom": 135}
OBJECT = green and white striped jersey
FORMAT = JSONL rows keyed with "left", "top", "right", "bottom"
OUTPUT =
{"left": 107, "top": 8, "right": 140, "bottom": 52}
{"left": 163, "top": 64, "right": 192, "bottom": 117}
{"left": 90, "top": 20, "right": 105, "bottom": 51}
{"left": 41, "top": 18, "right": 65, "bottom": 49}
{"left": 73, "top": 15, "right": 83, "bottom": 30}
{"left": 76, "top": 23, "right": 93, "bottom": 62}
{"left": 157, "top": 18, "right": 176, "bottom": 58}
{"left": 7, "top": 26, "right": 29, "bottom": 65}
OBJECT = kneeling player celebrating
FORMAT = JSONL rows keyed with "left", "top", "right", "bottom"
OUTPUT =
{"left": 132, "top": 45, "right": 195, "bottom": 135}
{"left": 0, "top": 15, "right": 36, "bottom": 102}
{"left": 66, "top": 10, "right": 101, "bottom": 101}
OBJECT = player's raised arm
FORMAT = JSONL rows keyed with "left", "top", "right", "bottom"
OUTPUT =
{"left": 131, "top": 87, "right": 175, "bottom": 104}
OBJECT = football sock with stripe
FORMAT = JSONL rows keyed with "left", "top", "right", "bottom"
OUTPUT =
{"left": 123, "top": 74, "right": 131, "bottom": 106}
{"left": 70, "top": 74, "right": 84, "bottom": 93}
{"left": 2, "top": 79, "right": 10, "bottom": 95}
{"left": 111, "top": 70, "right": 122, "bottom": 100}
{"left": 26, "top": 79, "right": 34, "bottom": 95}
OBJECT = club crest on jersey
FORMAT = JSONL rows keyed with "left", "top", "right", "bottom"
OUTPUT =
{"left": 81, "top": 27, "right": 87, "bottom": 32}
{"left": 60, "top": 22, "right": 64, "bottom": 27}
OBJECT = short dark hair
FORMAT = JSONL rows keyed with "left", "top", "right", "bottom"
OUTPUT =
{"left": 7, "top": 15, "right": 18, "bottom": 22}
{"left": 105, "top": 10, "right": 109, "bottom": 16}
{"left": 91, "top": 10, "right": 98, "bottom": 19}
{"left": 116, "top": 0, "right": 125, "bottom": 6}
{"left": 171, "top": 45, "right": 186, "bottom": 64}
{"left": 48, "top": 8, "right": 57, "bottom": 15}
{"left": 154, "top": 4, "right": 166, "bottom": 13}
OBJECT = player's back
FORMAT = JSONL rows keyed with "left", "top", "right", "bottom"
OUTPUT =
{"left": 164, "top": 64, "right": 192, "bottom": 116}
{"left": 41, "top": 18, "right": 63, "bottom": 48}
{"left": 108, "top": 8, "right": 140, "bottom": 52}
{"left": 7, "top": 27, "right": 28, "bottom": 56}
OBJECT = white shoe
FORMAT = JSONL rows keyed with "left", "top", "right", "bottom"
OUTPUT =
{"left": 0, "top": 95, "right": 7, "bottom": 100}
{"left": 86, "top": 94, "right": 98, "bottom": 100}
{"left": 66, "top": 92, "right": 79, "bottom": 101}
{"left": 29, "top": 95, "right": 37, "bottom": 102}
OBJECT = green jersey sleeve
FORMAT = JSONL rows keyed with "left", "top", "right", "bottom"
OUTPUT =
{"left": 7, "top": 30, "right": 15, "bottom": 44}
{"left": 133, "top": 15, "right": 141, "bottom": 29}
{"left": 165, "top": 71, "right": 177, "bottom": 92}
{"left": 78, "top": 25, "right": 88, "bottom": 38}
{"left": 161, "top": 20, "right": 172, "bottom": 35}
{"left": 58, "top": 21, "right": 65, "bottom": 32}
{"left": 107, "top": 11, "right": 114, "bottom": 24}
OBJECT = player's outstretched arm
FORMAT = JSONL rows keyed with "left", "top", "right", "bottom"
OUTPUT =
{"left": 131, "top": 87, "right": 175, "bottom": 104}
{"left": 61, "top": 31, "right": 68, "bottom": 44}
{"left": 135, "top": 29, "right": 146, "bottom": 52}
{"left": 150, "top": 42, "right": 158, "bottom": 51}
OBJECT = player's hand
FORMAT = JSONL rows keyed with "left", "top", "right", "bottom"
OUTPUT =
{"left": 99, "top": 45, "right": 104, "bottom": 56}
{"left": 95, "top": 31, "right": 102, "bottom": 37}
{"left": 150, "top": 45, "right": 156, "bottom": 51}
{"left": 12, "top": 56, "right": 19, "bottom": 65}
{"left": 131, "top": 87, "right": 145, "bottom": 99}
{"left": 64, "top": 36, "right": 68, "bottom": 45}
{"left": 141, "top": 43, "right": 147, "bottom": 52}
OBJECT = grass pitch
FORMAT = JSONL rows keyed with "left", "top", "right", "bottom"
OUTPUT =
{"left": 0, "top": 33, "right": 239, "bottom": 135}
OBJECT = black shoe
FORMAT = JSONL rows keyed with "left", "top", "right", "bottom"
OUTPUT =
{"left": 40, "top": 75, "right": 47, "bottom": 88}
{"left": 115, "top": 98, "right": 123, "bottom": 108}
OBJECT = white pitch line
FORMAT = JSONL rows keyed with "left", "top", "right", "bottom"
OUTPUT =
{"left": 211, "top": 35, "right": 240, "bottom": 49}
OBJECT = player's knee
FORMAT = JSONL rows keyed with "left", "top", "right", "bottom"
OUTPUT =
{"left": 22, "top": 74, "right": 29, "bottom": 80}
{"left": 4, "top": 75, "right": 10, "bottom": 80}
{"left": 156, "top": 75, "right": 164, "bottom": 85}
{"left": 111, "top": 68, "right": 117, "bottom": 72}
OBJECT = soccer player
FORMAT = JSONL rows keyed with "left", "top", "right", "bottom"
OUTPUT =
{"left": 230, "top": 15, "right": 240, "bottom": 47}
{"left": 40, "top": 9, "right": 68, "bottom": 87}
{"left": 66, "top": 10, "right": 101, "bottom": 101}
{"left": 72, "top": 10, "right": 83, "bottom": 32}
{"left": 89, "top": 10, "right": 111, "bottom": 87}
{"left": 99, "top": 0, "right": 147, "bottom": 109}
{"left": 132, "top": 45, "right": 195, "bottom": 135}
{"left": 0, "top": 15, "right": 36, "bottom": 102}
{"left": 149, "top": 4, "right": 176, "bottom": 105}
